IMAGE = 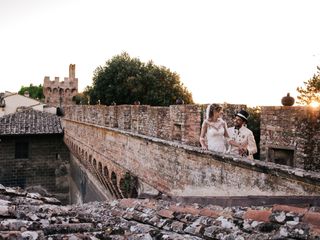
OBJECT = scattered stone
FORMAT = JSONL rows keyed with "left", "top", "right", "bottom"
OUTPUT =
{"left": 0, "top": 186, "right": 318, "bottom": 239}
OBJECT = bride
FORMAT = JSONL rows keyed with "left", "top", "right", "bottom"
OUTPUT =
{"left": 199, "top": 104, "right": 229, "bottom": 153}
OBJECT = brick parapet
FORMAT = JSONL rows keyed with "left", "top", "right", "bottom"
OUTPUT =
{"left": 260, "top": 106, "right": 320, "bottom": 171}
{"left": 63, "top": 118, "right": 320, "bottom": 198}
{"left": 64, "top": 104, "right": 204, "bottom": 146}
{"left": 64, "top": 103, "right": 247, "bottom": 147}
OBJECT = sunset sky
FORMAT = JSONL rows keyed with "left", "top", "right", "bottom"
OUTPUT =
{"left": 1, "top": 0, "right": 320, "bottom": 106}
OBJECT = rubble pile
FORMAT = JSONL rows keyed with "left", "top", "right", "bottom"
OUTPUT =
{"left": 0, "top": 185, "right": 319, "bottom": 239}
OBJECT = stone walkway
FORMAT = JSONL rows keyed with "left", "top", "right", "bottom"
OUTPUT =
{"left": 0, "top": 185, "right": 319, "bottom": 239}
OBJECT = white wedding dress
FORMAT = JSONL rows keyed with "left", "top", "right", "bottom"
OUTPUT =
{"left": 205, "top": 118, "right": 227, "bottom": 153}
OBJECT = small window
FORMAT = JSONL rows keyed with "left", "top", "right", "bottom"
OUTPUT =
{"left": 15, "top": 142, "right": 29, "bottom": 159}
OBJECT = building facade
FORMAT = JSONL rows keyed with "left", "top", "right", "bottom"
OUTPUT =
{"left": 43, "top": 64, "right": 78, "bottom": 107}
{"left": 260, "top": 106, "right": 320, "bottom": 171}
{"left": 0, "top": 109, "right": 70, "bottom": 203}
{"left": 0, "top": 92, "right": 55, "bottom": 117}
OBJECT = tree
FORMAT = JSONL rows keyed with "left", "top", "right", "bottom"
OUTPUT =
{"left": 89, "top": 52, "right": 193, "bottom": 106}
{"left": 296, "top": 66, "right": 320, "bottom": 105}
{"left": 18, "top": 84, "right": 44, "bottom": 100}
{"left": 72, "top": 93, "right": 89, "bottom": 105}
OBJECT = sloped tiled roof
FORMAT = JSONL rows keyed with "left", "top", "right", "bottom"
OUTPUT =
{"left": 0, "top": 108, "right": 63, "bottom": 135}
{"left": 0, "top": 185, "right": 320, "bottom": 239}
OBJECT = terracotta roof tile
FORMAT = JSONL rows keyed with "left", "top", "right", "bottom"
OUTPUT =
{"left": 0, "top": 109, "right": 62, "bottom": 135}
{"left": 272, "top": 204, "right": 308, "bottom": 215}
{"left": 243, "top": 209, "right": 272, "bottom": 222}
{"left": 0, "top": 186, "right": 320, "bottom": 238}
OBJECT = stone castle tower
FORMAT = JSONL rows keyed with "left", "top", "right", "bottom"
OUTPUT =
{"left": 43, "top": 64, "right": 78, "bottom": 107}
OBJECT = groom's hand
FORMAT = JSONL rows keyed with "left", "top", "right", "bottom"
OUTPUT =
{"left": 238, "top": 147, "right": 248, "bottom": 156}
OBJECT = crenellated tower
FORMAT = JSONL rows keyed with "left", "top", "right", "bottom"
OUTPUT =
{"left": 43, "top": 64, "right": 78, "bottom": 107}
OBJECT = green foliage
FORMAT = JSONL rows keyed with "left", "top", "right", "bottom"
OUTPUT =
{"left": 72, "top": 86, "right": 92, "bottom": 105}
{"left": 72, "top": 93, "right": 89, "bottom": 105}
{"left": 247, "top": 106, "right": 261, "bottom": 159}
{"left": 296, "top": 66, "right": 320, "bottom": 105}
{"left": 119, "top": 172, "right": 138, "bottom": 198}
{"left": 89, "top": 52, "right": 193, "bottom": 106}
{"left": 18, "top": 84, "right": 44, "bottom": 100}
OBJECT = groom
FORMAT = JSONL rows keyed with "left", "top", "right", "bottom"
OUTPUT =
{"left": 227, "top": 110, "right": 257, "bottom": 159}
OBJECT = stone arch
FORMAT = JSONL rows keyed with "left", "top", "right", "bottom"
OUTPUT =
{"left": 85, "top": 152, "right": 88, "bottom": 161}
{"left": 111, "top": 172, "right": 117, "bottom": 189}
{"left": 108, "top": 172, "right": 122, "bottom": 198}
{"left": 89, "top": 155, "right": 92, "bottom": 164}
{"left": 93, "top": 159, "right": 97, "bottom": 168}
{"left": 119, "top": 172, "right": 138, "bottom": 198}
{"left": 59, "top": 88, "right": 64, "bottom": 95}
{"left": 46, "top": 87, "right": 52, "bottom": 94}
{"left": 71, "top": 88, "right": 77, "bottom": 94}
{"left": 98, "top": 162, "right": 102, "bottom": 174}
{"left": 53, "top": 88, "right": 58, "bottom": 94}
{"left": 103, "top": 166, "right": 109, "bottom": 179}
{"left": 65, "top": 88, "right": 70, "bottom": 95}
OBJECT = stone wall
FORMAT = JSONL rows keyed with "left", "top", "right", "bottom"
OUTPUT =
{"left": 64, "top": 104, "right": 202, "bottom": 146}
{"left": 63, "top": 103, "right": 246, "bottom": 147}
{"left": 63, "top": 118, "right": 320, "bottom": 198}
{"left": 43, "top": 64, "right": 78, "bottom": 107}
{"left": 260, "top": 106, "right": 320, "bottom": 171}
{"left": 69, "top": 154, "right": 111, "bottom": 204}
{"left": 0, "top": 135, "right": 70, "bottom": 203}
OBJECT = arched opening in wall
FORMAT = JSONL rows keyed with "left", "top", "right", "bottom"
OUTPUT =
{"left": 85, "top": 152, "right": 87, "bottom": 161}
{"left": 89, "top": 155, "right": 92, "bottom": 164}
{"left": 78, "top": 147, "right": 81, "bottom": 155}
{"left": 103, "top": 166, "right": 109, "bottom": 179}
{"left": 59, "top": 88, "right": 64, "bottom": 96}
{"left": 93, "top": 159, "right": 97, "bottom": 168}
{"left": 98, "top": 162, "right": 102, "bottom": 174}
{"left": 53, "top": 88, "right": 58, "bottom": 94}
{"left": 65, "top": 88, "right": 70, "bottom": 95}
{"left": 111, "top": 172, "right": 121, "bottom": 197}
{"left": 46, "top": 87, "right": 52, "bottom": 94}
{"left": 81, "top": 149, "right": 84, "bottom": 158}
{"left": 119, "top": 172, "right": 138, "bottom": 198}
{"left": 71, "top": 88, "right": 77, "bottom": 95}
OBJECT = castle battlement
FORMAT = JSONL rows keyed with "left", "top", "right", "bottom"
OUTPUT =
{"left": 43, "top": 64, "right": 78, "bottom": 107}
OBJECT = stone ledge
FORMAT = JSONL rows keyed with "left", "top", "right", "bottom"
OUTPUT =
{"left": 63, "top": 117, "right": 320, "bottom": 188}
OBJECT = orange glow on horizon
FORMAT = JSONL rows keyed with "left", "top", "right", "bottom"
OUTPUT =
{"left": 310, "top": 101, "right": 320, "bottom": 108}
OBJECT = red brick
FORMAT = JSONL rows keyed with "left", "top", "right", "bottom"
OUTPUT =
{"left": 309, "top": 226, "right": 320, "bottom": 238}
{"left": 141, "top": 199, "right": 158, "bottom": 210}
{"left": 158, "top": 209, "right": 174, "bottom": 219}
{"left": 199, "top": 208, "right": 222, "bottom": 218}
{"left": 272, "top": 204, "right": 308, "bottom": 215}
{"left": 119, "top": 198, "right": 139, "bottom": 209}
{"left": 302, "top": 212, "right": 320, "bottom": 227}
{"left": 243, "top": 209, "right": 272, "bottom": 222}
{"left": 169, "top": 205, "right": 200, "bottom": 215}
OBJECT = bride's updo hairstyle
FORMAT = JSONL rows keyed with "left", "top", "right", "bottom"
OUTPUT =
{"left": 208, "top": 104, "right": 222, "bottom": 118}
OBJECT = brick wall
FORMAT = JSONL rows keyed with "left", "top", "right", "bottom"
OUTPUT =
{"left": 0, "top": 135, "right": 70, "bottom": 203}
{"left": 260, "top": 106, "right": 320, "bottom": 171}
{"left": 63, "top": 118, "right": 320, "bottom": 197}
{"left": 63, "top": 103, "right": 246, "bottom": 147}
{"left": 64, "top": 104, "right": 202, "bottom": 146}
{"left": 43, "top": 64, "right": 78, "bottom": 107}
